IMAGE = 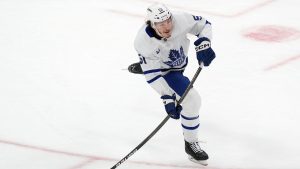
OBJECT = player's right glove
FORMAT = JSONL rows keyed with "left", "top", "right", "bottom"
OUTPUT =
{"left": 161, "top": 93, "right": 182, "bottom": 119}
{"left": 194, "top": 37, "right": 216, "bottom": 66}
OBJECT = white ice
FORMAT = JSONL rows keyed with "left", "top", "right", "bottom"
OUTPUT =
{"left": 0, "top": 0, "right": 300, "bottom": 169}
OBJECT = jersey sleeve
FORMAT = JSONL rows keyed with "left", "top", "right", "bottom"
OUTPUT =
{"left": 139, "top": 54, "right": 174, "bottom": 96}
{"left": 182, "top": 12, "right": 212, "bottom": 40}
{"left": 134, "top": 32, "right": 174, "bottom": 96}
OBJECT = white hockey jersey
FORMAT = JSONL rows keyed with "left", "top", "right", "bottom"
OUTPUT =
{"left": 134, "top": 12, "right": 212, "bottom": 96}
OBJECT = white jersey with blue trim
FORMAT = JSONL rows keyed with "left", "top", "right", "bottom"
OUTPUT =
{"left": 134, "top": 12, "right": 212, "bottom": 96}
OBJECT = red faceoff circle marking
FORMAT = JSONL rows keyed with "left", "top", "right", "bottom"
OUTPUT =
{"left": 243, "top": 25, "right": 300, "bottom": 42}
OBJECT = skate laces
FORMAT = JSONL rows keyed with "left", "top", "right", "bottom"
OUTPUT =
{"left": 190, "top": 142, "right": 203, "bottom": 153}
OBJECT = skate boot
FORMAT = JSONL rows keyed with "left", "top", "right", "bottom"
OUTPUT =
{"left": 128, "top": 62, "right": 143, "bottom": 74}
{"left": 185, "top": 140, "right": 209, "bottom": 166}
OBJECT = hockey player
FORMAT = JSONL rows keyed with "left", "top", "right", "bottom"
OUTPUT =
{"left": 131, "top": 3, "right": 215, "bottom": 165}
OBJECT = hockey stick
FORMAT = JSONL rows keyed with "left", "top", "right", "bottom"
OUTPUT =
{"left": 111, "top": 63, "right": 204, "bottom": 169}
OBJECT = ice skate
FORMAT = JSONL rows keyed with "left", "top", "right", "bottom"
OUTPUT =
{"left": 185, "top": 140, "right": 208, "bottom": 166}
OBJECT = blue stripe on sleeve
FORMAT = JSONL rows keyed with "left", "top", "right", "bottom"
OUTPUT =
{"left": 147, "top": 75, "right": 162, "bottom": 83}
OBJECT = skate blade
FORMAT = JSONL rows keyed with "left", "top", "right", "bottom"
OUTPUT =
{"left": 188, "top": 155, "right": 208, "bottom": 166}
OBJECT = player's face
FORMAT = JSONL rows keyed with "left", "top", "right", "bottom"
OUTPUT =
{"left": 154, "top": 17, "right": 173, "bottom": 38}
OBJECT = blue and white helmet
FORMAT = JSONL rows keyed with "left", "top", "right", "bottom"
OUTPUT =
{"left": 146, "top": 3, "right": 172, "bottom": 23}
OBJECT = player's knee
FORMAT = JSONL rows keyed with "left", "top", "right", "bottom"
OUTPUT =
{"left": 181, "top": 88, "right": 201, "bottom": 114}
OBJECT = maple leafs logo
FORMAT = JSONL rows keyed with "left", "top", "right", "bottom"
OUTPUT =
{"left": 163, "top": 47, "right": 186, "bottom": 67}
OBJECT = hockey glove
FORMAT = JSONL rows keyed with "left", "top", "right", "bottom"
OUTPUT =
{"left": 161, "top": 94, "right": 182, "bottom": 119}
{"left": 194, "top": 37, "right": 216, "bottom": 66}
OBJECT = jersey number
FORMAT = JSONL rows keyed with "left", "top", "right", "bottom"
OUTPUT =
{"left": 139, "top": 54, "right": 147, "bottom": 64}
{"left": 193, "top": 15, "right": 202, "bottom": 21}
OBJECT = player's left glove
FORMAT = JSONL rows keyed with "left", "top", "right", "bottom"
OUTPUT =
{"left": 161, "top": 93, "right": 182, "bottom": 119}
{"left": 194, "top": 37, "right": 216, "bottom": 66}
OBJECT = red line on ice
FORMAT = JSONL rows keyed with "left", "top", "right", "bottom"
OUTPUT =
{"left": 66, "top": 158, "right": 98, "bottom": 169}
{"left": 0, "top": 139, "right": 113, "bottom": 161}
{"left": 0, "top": 139, "right": 238, "bottom": 169}
{"left": 229, "top": 0, "right": 276, "bottom": 17}
{"left": 264, "top": 55, "right": 300, "bottom": 71}
{"left": 121, "top": 0, "right": 276, "bottom": 18}
{"left": 107, "top": 9, "right": 144, "bottom": 18}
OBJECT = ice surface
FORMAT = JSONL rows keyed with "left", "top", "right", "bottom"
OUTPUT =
{"left": 0, "top": 0, "right": 299, "bottom": 169}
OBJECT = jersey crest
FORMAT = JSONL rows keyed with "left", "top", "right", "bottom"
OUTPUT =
{"left": 163, "top": 46, "right": 186, "bottom": 67}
